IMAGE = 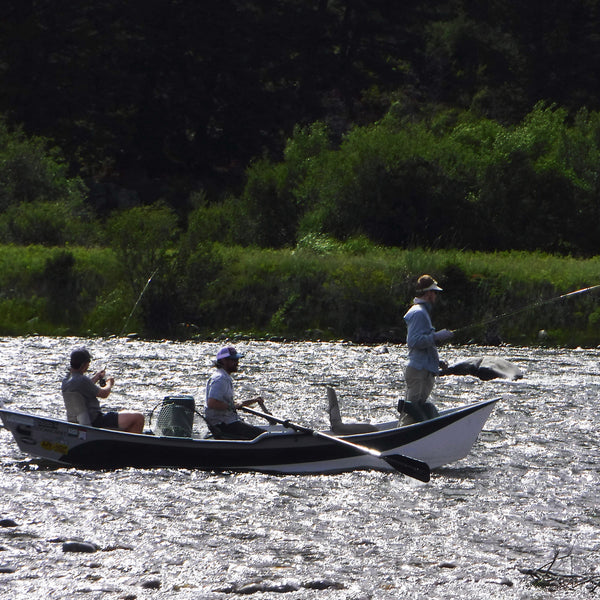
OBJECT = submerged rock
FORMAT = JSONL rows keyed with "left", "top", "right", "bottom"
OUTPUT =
{"left": 0, "top": 565, "right": 16, "bottom": 573}
{"left": 62, "top": 541, "right": 98, "bottom": 553}
{"left": 0, "top": 519, "right": 18, "bottom": 528}
{"left": 304, "top": 579, "right": 346, "bottom": 590}
{"left": 217, "top": 580, "right": 301, "bottom": 594}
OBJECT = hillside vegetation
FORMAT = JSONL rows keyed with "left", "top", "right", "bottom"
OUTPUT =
{"left": 1, "top": 2, "right": 600, "bottom": 344}
{"left": 2, "top": 242, "right": 600, "bottom": 347}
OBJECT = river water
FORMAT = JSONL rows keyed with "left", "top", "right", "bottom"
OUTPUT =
{"left": 1, "top": 337, "right": 599, "bottom": 599}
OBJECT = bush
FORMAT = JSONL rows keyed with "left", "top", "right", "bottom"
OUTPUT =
{"left": 0, "top": 200, "right": 97, "bottom": 246}
{"left": 107, "top": 202, "right": 179, "bottom": 293}
{"left": 236, "top": 122, "right": 332, "bottom": 247}
{"left": 182, "top": 193, "right": 245, "bottom": 247}
{"left": 0, "top": 119, "right": 86, "bottom": 208}
{"left": 296, "top": 119, "right": 469, "bottom": 247}
{"left": 41, "top": 250, "right": 82, "bottom": 325}
{"left": 236, "top": 102, "right": 600, "bottom": 256}
{"left": 0, "top": 118, "right": 90, "bottom": 245}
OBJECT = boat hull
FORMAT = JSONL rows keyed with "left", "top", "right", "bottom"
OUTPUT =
{"left": 0, "top": 399, "right": 498, "bottom": 475}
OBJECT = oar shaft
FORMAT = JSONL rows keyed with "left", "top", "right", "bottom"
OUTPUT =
{"left": 241, "top": 406, "right": 373, "bottom": 452}
{"left": 240, "top": 406, "right": 430, "bottom": 482}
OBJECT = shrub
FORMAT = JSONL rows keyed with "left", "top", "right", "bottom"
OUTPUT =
{"left": 0, "top": 119, "right": 86, "bottom": 208}
{"left": 0, "top": 200, "right": 97, "bottom": 246}
{"left": 41, "top": 250, "right": 83, "bottom": 325}
{"left": 238, "top": 122, "right": 332, "bottom": 248}
{"left": 297, "top": 120, "right": 469, "bottom": 247}
{"left": 107, "top": 202, "right": 179, "bottom": 293}
{"left": 0, "top": 118, "right": 90, "bottom": 246}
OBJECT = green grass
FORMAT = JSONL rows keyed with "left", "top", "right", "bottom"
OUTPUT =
{"left": 1, "top": 243, "right": 600, "bottom": 345}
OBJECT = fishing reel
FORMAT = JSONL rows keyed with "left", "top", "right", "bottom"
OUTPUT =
{"left": 97, "top": 364, "right": 109, "bottom": 387}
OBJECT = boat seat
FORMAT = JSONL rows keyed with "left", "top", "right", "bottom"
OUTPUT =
{"left": 62, "top": 391, "right": 92, "bottom": 426}
{"left": 327, "top": 387, "right": 378, "bottom": 434}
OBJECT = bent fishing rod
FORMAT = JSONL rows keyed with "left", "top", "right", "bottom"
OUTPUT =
{"left": 452, "top": 283, "right": 600, "bottom": 336}
{"left": 117, "top": 269, "right": 159, "bottom": 339}
{"left": 98, "top": 269, "right": 158, "bottom": 381}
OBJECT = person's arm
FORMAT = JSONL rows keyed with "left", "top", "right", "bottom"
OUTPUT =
{"left": 235, "top": 396, "right": 264, "bottom": 409}
{"left": 89, "top": 367, "right": 114, "bottom": 397}
{"left": 433, "top": 329, "right": 453, "bottom": 344}
{"left": 207, "top": 396, "right": 230, "bottom": 411}
{"left": 90, "top": 369, "right": 105, "bottom": 384}
{"left": 406, "top": 311, "right": 436, "bottom": 349}
{"left": 97, "top": 377, "right": 114, "bottom": 399}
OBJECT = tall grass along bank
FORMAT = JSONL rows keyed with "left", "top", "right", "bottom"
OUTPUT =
{"left": 1, "top": 244, "right": 599, "bottom": 346}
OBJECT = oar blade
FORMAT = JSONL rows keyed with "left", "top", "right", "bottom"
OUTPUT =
{"left": 242, "top": 405, "right": 431, "bottom": 482}
{"left": 384, "top": 454, "right": 430, "bottom": 482}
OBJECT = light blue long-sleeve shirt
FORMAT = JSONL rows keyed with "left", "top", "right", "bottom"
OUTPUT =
{"left": 205, "top": 368, "right": 239, "bottom": 426}
{"left": 404, "top": 298, "right": 440, "bottom": 374}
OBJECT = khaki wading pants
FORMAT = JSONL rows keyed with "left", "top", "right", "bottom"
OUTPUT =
{"left": 405, "top": 366, "right": 435, "bottom": 405}
{"left": 401, "top": 366, "right": 438, "bottom": 422}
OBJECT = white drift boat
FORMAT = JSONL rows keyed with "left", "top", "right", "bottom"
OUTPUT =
{"left": 0, "top": 398, "right": 498, "bottom": 481}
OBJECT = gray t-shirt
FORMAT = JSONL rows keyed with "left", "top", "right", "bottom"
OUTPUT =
{"left": 204, "top": 368, "right": 239, "bottom": 426}
{"left": 62, "top": 372, "right": 102, "bottom": 423}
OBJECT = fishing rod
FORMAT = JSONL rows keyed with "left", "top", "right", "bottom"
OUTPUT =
{"left": 98, "top": 269, "right": 158, "bottom": 382}
{"left": 452, "top": 283, "right": 600, "bottom": 336}
{"left": 116, "top": 269, "right": 159, "bottom": 339}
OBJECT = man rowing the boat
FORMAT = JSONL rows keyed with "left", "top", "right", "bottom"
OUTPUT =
{"left": 401, "top": 275, "right": 453, "bottom": 423}
{"left": 62, "top": 347, "right": 145, "bottom": 433}
{"left": 204, "top": 346, "right": 265, "bottom": 440}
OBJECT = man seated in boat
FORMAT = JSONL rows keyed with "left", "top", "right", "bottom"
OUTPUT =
{"left": 204, "top": 346, "right": 265, "bottom": 440}
{"left": 62, "top": 348, "right": 145, "bottom": 433}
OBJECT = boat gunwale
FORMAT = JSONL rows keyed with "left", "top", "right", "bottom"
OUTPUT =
{"left": 0, "top": 398, "right": 500, "bottom": 472}
{"left": 0, "top": 397, "right": 500, "bottom": 446}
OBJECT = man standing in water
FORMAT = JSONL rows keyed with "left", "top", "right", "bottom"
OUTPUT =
{"left": 204, "top": 346, "right": 265, "bottom": 439}
{"left": 401, "top": 275, "right": 453, "bottom": 422}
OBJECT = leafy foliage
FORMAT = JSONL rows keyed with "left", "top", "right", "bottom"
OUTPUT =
{"left": 0, "top": 119, "right": 91, "bottom": 245}
{"left": 0, "top": 119, "right": 86, "bottom": 209}
{"left": 3, "top": 2, "right": 600, "bottom": 343}
{"left": 107, "top": 202, "right": 179, "bottom": 292}
{"left": 2, "top": 0, "right": 600, "bottom": 194}
{"left": 236, "top": 102, "right": 600, "bottom": 255}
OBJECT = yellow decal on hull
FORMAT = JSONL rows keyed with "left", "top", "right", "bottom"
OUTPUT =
{"left": 40, "top": 440, "right": 69, "bottom": 454}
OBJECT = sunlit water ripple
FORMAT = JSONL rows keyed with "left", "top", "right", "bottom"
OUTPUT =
{"left": 1, "top": 337, "right": 599, "bottom": 599}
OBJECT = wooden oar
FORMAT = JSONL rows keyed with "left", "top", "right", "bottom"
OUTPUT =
{"left": 241, "top": 406, "right": 430, "bottom": 482}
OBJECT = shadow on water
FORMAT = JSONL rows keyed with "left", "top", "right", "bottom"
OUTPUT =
{"left": 13, "top": 458, "right": 66, "bottom": 472}
{"left": 433, "top": 465, "right": 489, "bottom": 479}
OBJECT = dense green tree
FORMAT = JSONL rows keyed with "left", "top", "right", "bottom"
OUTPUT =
{"left": 0, "top": 118, "right": 91, "bottom": 245}
{"left": 236, "top": 103, "right": 600, "bottom": 255}
{"left": 3, "top": 1, "right": 600, "bottom": 257}
{"left": 107, "top": 202, "right": 179, "bottom": 292}
{"left": 7, "top": 0, "right": 600, "bottom": 200}
{"left": 0, "top": 119, "right": 86, "bottom": 210}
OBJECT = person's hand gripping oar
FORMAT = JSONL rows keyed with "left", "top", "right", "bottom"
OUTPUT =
{"left": 236, "top": 396, "right": 272, "bottom": 414}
